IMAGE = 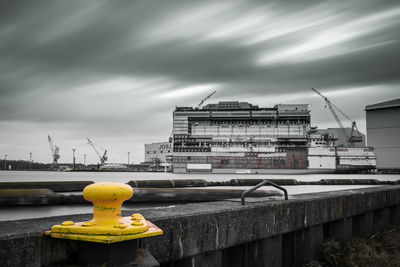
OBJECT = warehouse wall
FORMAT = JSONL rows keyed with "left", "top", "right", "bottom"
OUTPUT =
{"left": 366, "top": 106, "right": 400, "bottom": 170}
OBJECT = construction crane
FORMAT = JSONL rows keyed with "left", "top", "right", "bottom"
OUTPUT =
{"left": 311, "top": 88, "right": 363, "bottom": 147}
{"left": 87, "top": 137, "right": 108, "bottom": 164}
{"left": 48, "top": 135, "right": 60, "bottom": 165}
{"left": 197, "top": 91, "right": 216, "bottom": 109}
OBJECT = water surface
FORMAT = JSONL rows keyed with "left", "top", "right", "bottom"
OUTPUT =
{"left": 1, "top": 170, "right": 398, "bottom": 183}
{"left": 0, "top": 171, "right": 398, "bottom": 221}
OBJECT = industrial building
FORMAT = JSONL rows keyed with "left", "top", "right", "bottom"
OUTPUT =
{"left": 170, "top": 101, "right": 375, "bottom": 173}
{"left": 317, "top": 128, "right": 366, "bottom": 148}
{"left": 144, "top": 142, "right": 172, "bottom": 164}
{"left": 366, "top": 98, "right": 400, "bottom": 171}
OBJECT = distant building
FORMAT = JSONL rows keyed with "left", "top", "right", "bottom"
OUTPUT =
{"left": 366, "top": 98, "right": 400, "bottom": 171}
{"left": 317, "top": 128, "right": 366, "bottom": 148}
{"left": 131, "top": 163, "right": 151, "bottom": 172}
{"left": 202, "top": 101, "right": 258, "bottom": 110}
{"left": 144, "top": 142, "right": 172, "bottom": 163}
{"left": 170, "top": 101, "right": 375, "bottom": 173}
{"left": 99, "top": 163, "right": 127, "bottom": 170}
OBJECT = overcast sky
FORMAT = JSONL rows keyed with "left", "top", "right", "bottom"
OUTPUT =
{"left": 0, "top": 0, "right": 399, "bottom": 164}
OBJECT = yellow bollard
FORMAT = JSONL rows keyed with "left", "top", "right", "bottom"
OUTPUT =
{"left": 44, "top": 182, "right": 163, "bottom": 243}
{"left": 83, "top": 182, "right": 133, "bottom": 226}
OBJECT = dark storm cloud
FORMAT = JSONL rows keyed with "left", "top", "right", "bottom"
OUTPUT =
{"left": 2, "top": 0, "right": 400, "bottom": 92}
{"left": 1, "top": 0, "right": 400, "bottom": 162}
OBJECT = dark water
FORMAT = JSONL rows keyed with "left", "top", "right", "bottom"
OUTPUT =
{"left": 0, "top": 171, "right": 398, "bottom": 221}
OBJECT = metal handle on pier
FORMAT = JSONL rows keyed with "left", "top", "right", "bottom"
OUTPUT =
{"left": 241, "top": 180, "right": 288, "bottom": 205}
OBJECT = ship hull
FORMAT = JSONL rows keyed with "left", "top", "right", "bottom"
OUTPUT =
{"left": 171, "top": 147, "right": 376, "bottom": 174}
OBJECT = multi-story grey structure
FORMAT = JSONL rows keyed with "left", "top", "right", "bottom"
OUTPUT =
{"left": 172, "top": 102, "right": 310, "bottom": 173}
{"left": 144, "top": 142, "right": 172, "bottom": 163}
{"left": 171, "top": 101, "right": 376, "bottom": 173}
{"left": 366, "top": 98, "right": 400, "bottom": 171}
{"left": 317, "top": 128, "right": 366, "bottom": 148}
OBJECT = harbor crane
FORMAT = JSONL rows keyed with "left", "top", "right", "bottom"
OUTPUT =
{"left": 197, "top": 91, "right": 216, "bottom": 109}
{"left": 87, "top": 137, "right": 108, "bottom": 164}
{"left": 311, "top": 88, "right": 363, "bottom": 147}
{"left": 48, "top": 135, "right": 60, "bottom": 165}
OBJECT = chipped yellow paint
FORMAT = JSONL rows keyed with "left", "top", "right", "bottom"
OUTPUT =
{"left": 45, "top": 221, "right": 163, "bottom": 244}
{"left": 45, "top": 182, "right": 163, "bottom": 243}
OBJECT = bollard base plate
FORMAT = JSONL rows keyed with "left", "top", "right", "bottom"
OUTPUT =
{"left": 50, "top": 215, "right": 149, "bottom": 235}
{"left": 44, "top": 220, "right": 162, "bottom": 244}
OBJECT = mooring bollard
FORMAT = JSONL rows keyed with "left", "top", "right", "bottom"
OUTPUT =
{"left": 44, "top": 182, "right": 163, "bottom": 266}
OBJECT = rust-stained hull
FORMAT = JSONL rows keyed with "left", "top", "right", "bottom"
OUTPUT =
{"left": 172, "top": 146, "right": 376, "bottom": 174}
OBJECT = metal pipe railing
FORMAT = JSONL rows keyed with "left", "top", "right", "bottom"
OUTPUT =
{"left": 241, "top": 180, "right": 288, "bottom": 205}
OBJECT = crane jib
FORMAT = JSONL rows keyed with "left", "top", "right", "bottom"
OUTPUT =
{"left": 311, "top": 88, "right": 362, "bottom": 147}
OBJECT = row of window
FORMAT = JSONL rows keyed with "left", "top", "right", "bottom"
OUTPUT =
{"left": 146, "top": 150, "right": 171, "bottom": 154}
{"left": 174, "top": 156, "right": 287, "bottom": 160}
{"left": 189, "top": 120, "right": 307, "bottom": 125}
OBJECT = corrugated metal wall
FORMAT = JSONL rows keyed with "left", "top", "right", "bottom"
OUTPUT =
{"left": 366, "top": 106, "right": 400, "bottom": 170}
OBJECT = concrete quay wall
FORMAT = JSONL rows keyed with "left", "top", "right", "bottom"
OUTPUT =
{"left": 1, "top": 185, "right": 400, "bottom": 266}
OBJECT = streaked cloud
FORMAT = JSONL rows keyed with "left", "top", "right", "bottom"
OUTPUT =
{"left": 257, "top": 6, "right": 400, "bottom": 65}
{"left": 0, "top": 0, "right": 399, "bottom": 163}
{"left": 160, "top": 84, "right": 220, "bottom": 98}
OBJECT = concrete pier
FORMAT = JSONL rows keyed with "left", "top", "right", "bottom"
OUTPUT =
{"left": 324, "top": 217, "right": 353, "bottom": 244}
{"left": 1, "top": 185, "right": 400, "bottom": 266}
